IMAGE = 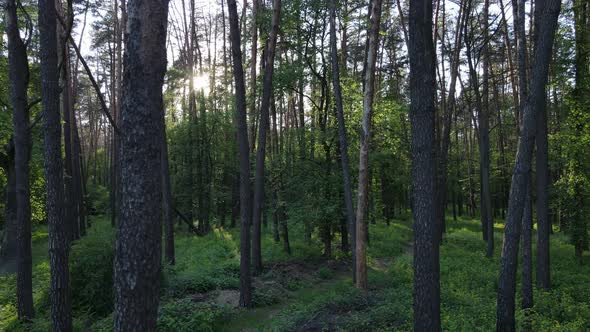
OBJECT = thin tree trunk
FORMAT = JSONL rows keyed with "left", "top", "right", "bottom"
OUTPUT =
{"left": 249, "top": 0, "right": 259, "bottom": 152}
{"left": 227, "top": 0, "right": 252, "bottom": 308}
{"left": 496, "top": 0, "right": 561, "bottom": 329}
{"left": 355, "top": 0, "right": 383, "bottom": 290}
{"left": 521, "top": 179, "right": 533, "bottom": 309}
{"left": 162, "top": 126, "right": 175, "bottom": 265}
{"left": 252, "top": 0, "right": 281, "bottom": 273}
{"left": 535, "top": 73, "right": 551, "bottom": 289}
{"left": 329, "top": 0, "right": 356, "bottom": 278}
{"left": 482, "top": 0, "right": 494, "bottom": 257}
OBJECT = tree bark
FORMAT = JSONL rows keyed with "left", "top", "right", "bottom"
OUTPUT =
{"left": 227, "top": 0, "right": 253, "bottom": 308}
{"left": 6, "top": 0, "right": 34, "bottom": 318}
{"left": 521, "top": 179, "right": 533, "bottom": 309}
{"left": 252, "top": 0, "right": 281, "bottom": 273}
{"left": 409, "top": 0, "right": 440, "bottom": 328}
{"left": 496, "top": 0, "right": 561, "bottom": 329}
{"left": 482, "top": 0, "right": 494, "bottom": 257}
{"left": 113, "top": 0, "right": 169, "bottom": 329}
{"left": 329, "top": 0, "right": 356, "bottom": 278}
{"left": 38, "top": 0, "right": 73, "bottom": 329}
{"left": 162, "top": 126, "right": 175, "bottom": 265}
{"left": 1, "top": 142, "right": 17, "bottom": 262}
{"left": 355, "top": 0, "right": 383, "bottom": 290}
{"left": 249, "top": 0, "right": 259, "bottom": 152}
{"left": 535, "top": 95, "right": 550, "bottom": 289}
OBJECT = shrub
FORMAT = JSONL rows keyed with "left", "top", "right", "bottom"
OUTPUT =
{"left": 157, "top": 299, "right": 229, "bottom": 332}
{"left": 69, "top": 220, "right": 115, "bottom": 317}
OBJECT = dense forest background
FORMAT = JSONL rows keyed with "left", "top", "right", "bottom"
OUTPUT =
{"left": 0, "top": 0, "right": 589, "bottom": 330}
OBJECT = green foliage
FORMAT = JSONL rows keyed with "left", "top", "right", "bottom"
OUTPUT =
{"left": 69, "top": 221, "right": 115, "bottom": 317}
{"left": 317, "top": 266, "right": 334, "bottom": 279}
{"left": 164, "top": 228, "right": 240, "bottom": 298}
{"left": 157, "top": 299, "right": 230, "bottom": 332}
{"left": 554, "top": 167, "right": 590, "bottom": 254}
{"left": 86, "top": 184, "right": 110, "bottom": 215}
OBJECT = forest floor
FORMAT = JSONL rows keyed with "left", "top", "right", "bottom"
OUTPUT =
{"left": 1, "top": 214, "right": 589, "bottom": 331}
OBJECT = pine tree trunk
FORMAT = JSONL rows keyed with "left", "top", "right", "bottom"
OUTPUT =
{"left": 227, "top": 0, "right": 252, "bottom": 308}
{"left": 38, "top": 0, "right": 73, "bottom": 328}
{"left": 496, "top": 0, "right": 561, "bottom": 329}
{"left": 521, "top": 180, "right": 533, "bottom": 309}
{"left": 330, "top": 0, "right": 356, "bottom": 277}
{"left": 355, "top": 0, "right": 383, "bottom": 290}
{"left": 162, "top": 127, "right": 175, "bottom": 266}
{"left": 6, "top": 0, "right": 34, "bottom": 318}
{"left": 252, "top": 0, "right": 281, "bottom": 273}
{"left": 409, "top": 0, "right": 441, "bottom": 327}
{"left": 113, "top": 0, "right": 169, "bottom": 329}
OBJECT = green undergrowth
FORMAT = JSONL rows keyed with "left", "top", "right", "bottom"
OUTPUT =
{"left": 2, "top": 215, "right": 589, "bottom": 331}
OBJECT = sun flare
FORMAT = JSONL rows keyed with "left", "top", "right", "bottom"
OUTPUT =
{"left": 193, "top": 74, "right": 210, "bottom": 96}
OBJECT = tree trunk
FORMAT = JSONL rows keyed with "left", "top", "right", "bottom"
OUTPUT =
{"left": 113, "top": 0, "right": 169, "bottom": 329}
{"left": 162, "top": 127, "right": 175, "bottom": 265}
{"left": 6, "top": 0, "right": 34, "bottom": 317}
{"left": 329, "top": 0, "right": 356, "bottom": 278}
{"left": 1, "top": 142, "right": 17, "bottom": 262}
{"left": 409, "top": 0, "right": 440, "bottom": 328}
{"left": 496, "top": 0, "right": 560, "bottom": 329}
{"left": 482, "top": 0, "right": 494, "bottom": 257}
{"left": 249, "top": 0, "right": 259, "bottom": 152}
{"left": 355, "top": 0, "right": 382, "bottom": 290}
{"left": 227, "top": 0, "right": 253, "bottom": 308}
{"left": 535, "top": 96, "right": 550, "bottom": 289}
{"left": 252, "top": 0, "right": 281, "bottom": 273}
{"left": 38, "top": 0, "right": 73, "bottom": 329}
{"left": 521, "top": 179, "right": 533, "bottom": 309}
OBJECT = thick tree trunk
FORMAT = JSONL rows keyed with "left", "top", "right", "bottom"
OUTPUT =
{"left": 409, "top": 0, "right": 440, "bottom": 328}
{"left": 330, "top": 0, "right": 356, "bottom": 276}
{"left": 6, "top": 0, "right": 34, "bottom": 320}
{"left": 252, "top": 0, "right": 281, "bottom": 273}
{"left": 227, "top": 0, "right": 252, "bottom": 308}
{"left": 496, "top": 0, "right": 560, "bottom": 329}
{"left": 38, "top": 0, "right": 73, "bottom": 329}
{"left": 113, "top": 0, "right": 169, "bottom": 330}
{"left": 355, "top": 0, "right": 383, "bottom": 290}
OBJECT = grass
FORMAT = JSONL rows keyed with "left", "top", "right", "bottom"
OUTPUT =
{"left": 1, "top": 214, "right": 589, "bottom": 331}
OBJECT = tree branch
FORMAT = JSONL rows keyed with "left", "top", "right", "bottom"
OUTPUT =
{"left": 56, "top": 12, "right": 121, "bottom": 135}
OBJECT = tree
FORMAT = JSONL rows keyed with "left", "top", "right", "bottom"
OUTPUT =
{"left": 496, "top": 0, "right": 561, "bottom": 328}
{"left": 162, "top": 124, "right": 175, "bottom": 265}
{"left": 355, "top": 0, "right": 383, "bottom": 290}
{"left": 113, "top": 0, "right": 169, "bottom": 329}
{"left": 521, "top": 182, "right": 533, "bottom": 309}
{"left": 252, "top": 0, "right": 282, "bottom": 273}
{"left": 409, "top": 0, "right": 440, "bottom": 329}
{"left": 227, "top": 0, "right": 252, "bottom": 308}
{"left": 329, "top": 0, "right": 356, "bottom": 278}
{"left": 6, "top": 0, "right": 34, "bottom": 320}
{"left": 38, "top": 0, "right": 73, "bottom": 329}
{"left": 481, "top": 0, "right": 494, "bottom": 257}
